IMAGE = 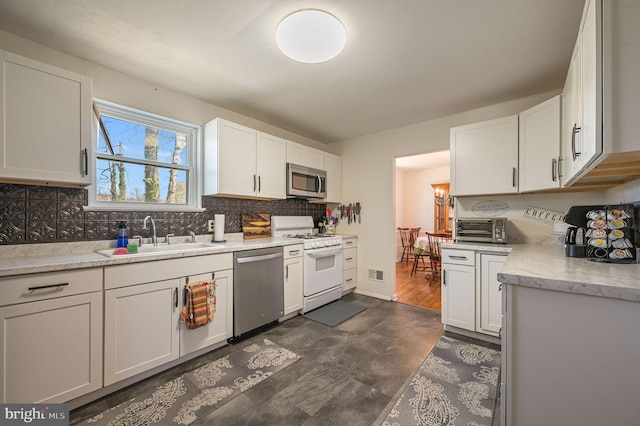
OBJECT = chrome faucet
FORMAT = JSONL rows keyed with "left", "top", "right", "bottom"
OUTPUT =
{"left": 143, "top": 216, "right": 157, "bottom": 246}
{"left": 165, "top": 233, "right": 175, "bottom": 245}
{"left": 189, "top": 230, "right": 196, "bottom": 244}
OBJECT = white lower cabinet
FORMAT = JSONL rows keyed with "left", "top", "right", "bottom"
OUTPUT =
{"left": 283, "top": 244, "right": 303, "bottom": 315}
{"left": 441, "top": 250, "right": 476, "bottom": 331}
{"left": 104, "top": 279, "right": 181, "bottom": 386}
{"left": 104, "top": 254, "right": 233, "bottom": 386}
{"left": 180, "top": 270, "right": 232, "bottom": 356}
{"left": 477, "top": 253, "right": 506, "bottom": 335}
{"left": 0, "top": 268, "right": 103, "bottom": 403}
{"left": 342, "top": 237, "right": 357, "bottom": 291}
{"left": 441, "top": 248, "right": 506, "bottom": 339}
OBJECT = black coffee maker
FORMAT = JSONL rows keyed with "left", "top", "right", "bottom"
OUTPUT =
{"left": 564, "top": 204, "right": 637, "bottom": 262}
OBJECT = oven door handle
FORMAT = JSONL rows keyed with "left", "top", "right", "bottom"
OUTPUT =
{"left": 305, "top": 248, "right": 343, "bottom": 258}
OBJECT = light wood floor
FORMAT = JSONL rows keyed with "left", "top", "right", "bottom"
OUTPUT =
{"left": 395, "top": 258, "right": 441, "bottom": 311}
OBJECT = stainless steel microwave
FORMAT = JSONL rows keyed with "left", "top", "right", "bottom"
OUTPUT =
{"left": 455, "top": 218, "right": 508, "bottom": 244}
{"left": 286, "top": 163, "right": 327, "bottom": 199}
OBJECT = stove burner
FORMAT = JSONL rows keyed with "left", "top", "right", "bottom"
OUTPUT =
{"left": 283, "top": 233, "right": 334, "bottom": 239}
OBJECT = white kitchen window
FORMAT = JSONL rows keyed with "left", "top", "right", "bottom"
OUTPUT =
{"left": 88, "top": 100, "right": 202, "bottom": 211}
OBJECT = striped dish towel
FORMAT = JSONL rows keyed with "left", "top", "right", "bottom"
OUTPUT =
{"left": 180, "top": 279, "right": 216, "bottom": 329}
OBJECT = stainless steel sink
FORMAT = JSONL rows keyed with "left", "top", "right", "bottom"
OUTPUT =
{"left": 96, "top": 242, "right": 225, "bottom": 258}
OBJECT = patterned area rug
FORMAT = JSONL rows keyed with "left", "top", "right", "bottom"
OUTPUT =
{"left": 382, "top": 335, "right": 500, "bottom": 426}
{"left": 80, "top": 339, "right": 300, "bottom": 425}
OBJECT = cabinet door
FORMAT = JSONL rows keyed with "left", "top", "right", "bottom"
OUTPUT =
{"left": 284, "top": 256, "right": 303, "bottom": 315}
{"left": 561, "top": 44, "right": 582, "bottom": 185}
{"left": 519, "top": 96, "right": 561, "bottom": 192}
{"left": 256, "top": 132, "right": 286, "bottom": 199}
{"left": 0, "top": 292, "right": 102, "bottom": 403}
{"left": 478, "top": 254, "right": 506, "bottom": 336}
{"left": 286, "top": 140, "right": 324, "bottom": 169}
{"left": 450, "top": 115, "right": 519, "bottom": 196}
{"left": 323, "top": 152, "right": 342, "bottom": 203}
{"left": 180, "top": 270, "right": 233, "bottom": 356}
{"left": 578, "top": 0, "right": 601, "bottom": 171}
{"left": 104, "top": 279, "right": 181, "bottom": 386}
{"left": 215, "top": 120, "right": 257, "bottom": 197}
{"left": 441, "top": 263, "right": 475, "bottom": 331}
{"left": 0, "top": 50, "right": 92, "bottom": 185}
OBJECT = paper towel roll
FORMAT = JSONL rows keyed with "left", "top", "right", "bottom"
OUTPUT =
{"left": 214, "top": 214, "right": 225, "bottom": 241}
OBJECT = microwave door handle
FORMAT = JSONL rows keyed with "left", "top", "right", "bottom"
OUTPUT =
{"left": 317, "top": 174, "right": 321, "bottom": 196}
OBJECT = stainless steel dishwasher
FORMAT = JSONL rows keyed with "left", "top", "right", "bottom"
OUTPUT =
{"left": 231, "top": 247, "right": 284, "bottom": 341}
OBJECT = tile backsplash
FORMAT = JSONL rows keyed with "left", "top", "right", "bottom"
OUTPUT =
{"left": 0, "top": 183, "right": 326, "bottom": 245}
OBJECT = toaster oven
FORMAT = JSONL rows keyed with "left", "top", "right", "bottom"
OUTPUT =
{"left": 455, "top": 218, "right": 508, "bottom": 244}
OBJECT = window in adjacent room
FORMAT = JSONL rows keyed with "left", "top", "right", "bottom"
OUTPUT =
{"left": 89, "top": 100, "right": 201, "bottom": 210}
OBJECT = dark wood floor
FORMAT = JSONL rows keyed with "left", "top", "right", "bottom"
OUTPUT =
{"left": 395, "top": 258, "right": 441, "bottom": 311}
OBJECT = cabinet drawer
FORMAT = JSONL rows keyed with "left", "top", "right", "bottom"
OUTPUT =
{"left": 342, "top": 237, "right": 357, "bottom": 249}
{"left": 0, "top": 268, "right": 102, "bottom": 307}
{"left": 343, "top": 247, "right": 357, "bottom": 269}
{"left": 343, "top": 267, "right": 357, "bottom": 290}
{"left": 104, "top": 253, "right": 233, "bottom": 289}
{"left": 441, "top": 249, "right": 475, "bottom": 266}
{"left": 283, "top": 244, "right": 303, "bottom": 259}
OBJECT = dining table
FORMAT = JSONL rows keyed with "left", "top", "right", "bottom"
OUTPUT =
{"left": 413, "top": 231, "right": 452, "bottom": 254}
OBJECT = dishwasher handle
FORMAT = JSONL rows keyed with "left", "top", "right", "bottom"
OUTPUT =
{"left": 236, "top": 252, "right": 283, "bottom": 264}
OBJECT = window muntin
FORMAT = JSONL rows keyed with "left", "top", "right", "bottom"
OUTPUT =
{"left": 91, "top": 101, "right": 200, "bottom": 210}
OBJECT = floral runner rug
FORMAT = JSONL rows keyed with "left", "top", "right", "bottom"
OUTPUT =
{"left": 80, "top": 339, "right": 300, "bottom": 425}
{"left": 382, "top": 335, "right": 500, "bottom": 426}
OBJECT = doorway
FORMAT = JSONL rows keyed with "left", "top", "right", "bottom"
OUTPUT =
{"left": 394, "top": 150, "right": 450, "bottom": 311}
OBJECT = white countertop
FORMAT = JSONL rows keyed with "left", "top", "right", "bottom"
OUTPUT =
{"left": 444, "top": 241, "right": 640, "bottom": 303}
{"left": 0, "top": 234, "right": 301, "bottom": 277}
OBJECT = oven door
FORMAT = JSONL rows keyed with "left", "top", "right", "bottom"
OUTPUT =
{"left": 303, "top": 246, "right": 343, "bottom": 296}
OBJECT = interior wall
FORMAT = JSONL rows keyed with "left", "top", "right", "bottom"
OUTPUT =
{"left": 334, "top": 88, "right": 592, "bottom": 301}
{"left": 401, "top": 166, "right": 450, "bottom": 235}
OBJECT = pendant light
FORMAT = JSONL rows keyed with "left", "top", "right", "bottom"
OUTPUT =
{"left": 276, "top": 9, "right": 346, "bottom": 63}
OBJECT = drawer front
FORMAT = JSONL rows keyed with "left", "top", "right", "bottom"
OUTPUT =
{"left": 0, "top": 268, "right": 103, "bottom": 307}
{"left": 105, "top": 253, "right": 233, "bottom": 289}
{"left": 283, "top": 244, "right": 303, "bottom": 259}
{"left": 343, "top": 267, "right": 357, "bottom": 290}
{"left": 441, "top": 249, "right": 475, "bottom": 266}
{"left": 342, "top": 237, "right": 357, "bottom": 249}
{"left": 343, "top": 247, "right": 357, "bottom": 269}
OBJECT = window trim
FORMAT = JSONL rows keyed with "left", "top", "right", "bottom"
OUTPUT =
{"left": 87, "top": 99, "right": 203, "bottom": 212}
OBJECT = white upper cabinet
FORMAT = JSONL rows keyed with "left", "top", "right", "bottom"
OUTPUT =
{"left": 286, "top": 140, "right": 324, "bottom": 170}
{"left": 562, "top": 0, "right": 640, "bottom": 187}
{"left": 204, "top": 118, "right": 285, "bottom": 199}
{"left": 450, "top": 115, "right": 519, "bottom": 196}
{"left": 0, "top": 50, "right": 92, "bottom": 185}
{"left": 322, "top": 152, "right": 342, "bottom": 203}
{"left": 519, "top": 95, "right": 561, "bottom": 192}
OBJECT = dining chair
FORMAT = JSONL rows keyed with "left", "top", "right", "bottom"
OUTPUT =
{"left": 398, "top": 227, "right": 420, "bottom": 264}
{"left": 426, "top": 232, "right": 452, "bottom": 285}
{"left": 410, "top": 243, "right": 430, "bottom": 276}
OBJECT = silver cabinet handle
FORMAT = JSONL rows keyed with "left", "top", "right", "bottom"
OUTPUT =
{"left": 258, "top": 175, "right": 261, "bottom": 193}
{"left": 571, "top": 123, "right": 582, "bottom": 160}
{"left": 28, "top": 282, "right": 69, "bottom": 291}
{"left": 442, "top": 270, "right": 446, "bottom": 286}
{"left": 285, "top": 265, "right": 289, "bottom": 279}
{"left": 551, "top": 158, "right": 557, "bottom": 182}
{"left": 174, "top": 287, "right": 178, "bottom": 308}
{"left": 253, "top": 174, "right": 257, "bottom": 192}
{"left": 288, "top": 249, "right": 300, "bottom": 255}
{"left": 345, "top": 241, "right": 354, "bottom": 246}
{"left": 512, "top": 167, "right": 517, "bottom": 187}
{"left": 82, "top": 148, "right": 88, "bottom": 176}
{"left": 346, "top": 257, "right": 353, "bottom": 261}
{"left": 449, "top": 255, "right": 467, "bottom": 260}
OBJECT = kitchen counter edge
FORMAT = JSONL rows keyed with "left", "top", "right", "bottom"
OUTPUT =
{"left": 445, "top": 242, "right": 640, "bottom": 303}
{"left": 0, "top": 237, "right": 302, "bottom": 277}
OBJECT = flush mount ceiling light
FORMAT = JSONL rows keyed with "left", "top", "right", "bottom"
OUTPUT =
{"left": 276, "top": 9, "right": 346, "bottom": 64}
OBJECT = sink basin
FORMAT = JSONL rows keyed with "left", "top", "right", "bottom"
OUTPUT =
{"left": 96, "top": 242, "right": 225, "bottom": 258}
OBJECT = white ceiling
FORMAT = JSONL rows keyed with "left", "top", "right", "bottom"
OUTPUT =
{"left": 0, "top": 0, "right": 584, "bottom": 144}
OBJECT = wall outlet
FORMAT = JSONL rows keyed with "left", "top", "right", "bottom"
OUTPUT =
{"left": 207, "top": 220, "right": 215, "bottom": 233}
